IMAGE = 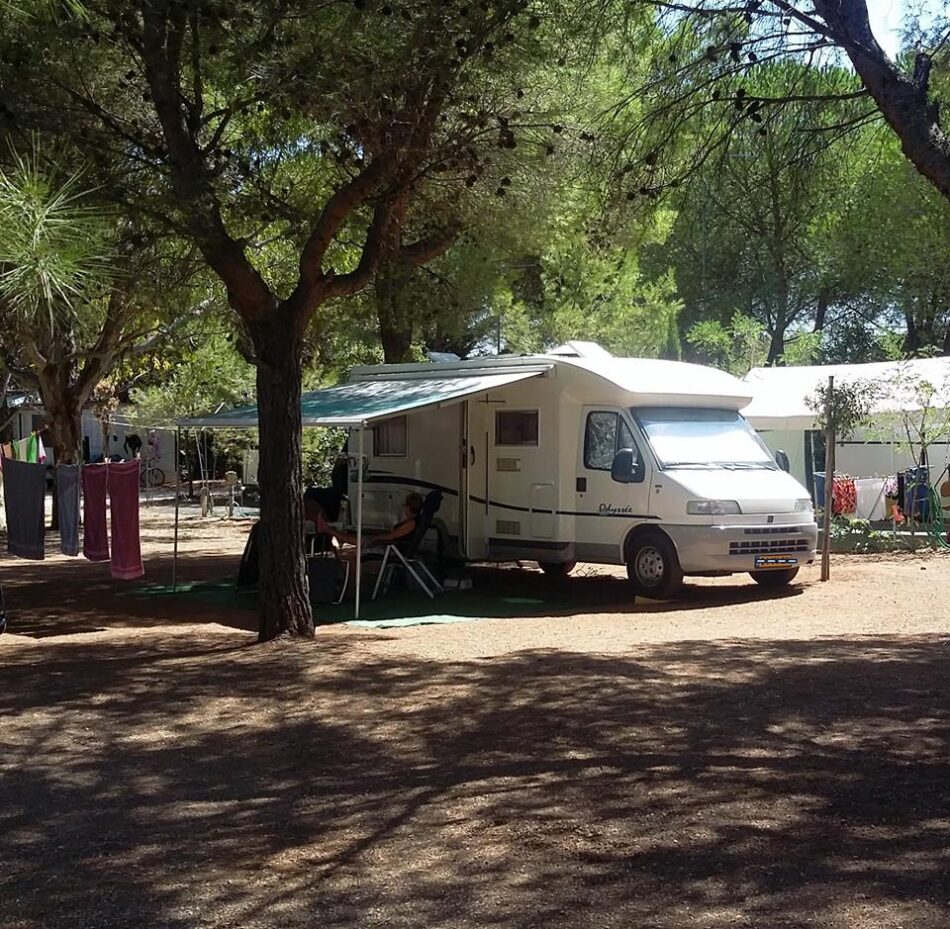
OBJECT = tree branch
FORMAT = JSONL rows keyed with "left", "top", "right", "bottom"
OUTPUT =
{"left": 400, "top": 226, "right": 459, "bottom": 267}
{"left": 139, "top": 5, "right": 276, "bottom": 319}
{"left": 295, "top": 157, "right": 395, "bottom": 294}
{"left": 324, "top": 199, "right": 401, "bottom": 300}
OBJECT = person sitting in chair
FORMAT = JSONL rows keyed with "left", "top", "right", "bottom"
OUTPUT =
{"left": 317, "top": 492, "right": 422, "bottom": 553}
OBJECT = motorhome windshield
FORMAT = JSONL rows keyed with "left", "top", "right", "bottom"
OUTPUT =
{"left": 635, "top": 407, "right": 777, "bottom": 470}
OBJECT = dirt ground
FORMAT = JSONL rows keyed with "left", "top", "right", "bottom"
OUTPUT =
{"left": 2, "top": 509, "right": 950, "bottom": 928}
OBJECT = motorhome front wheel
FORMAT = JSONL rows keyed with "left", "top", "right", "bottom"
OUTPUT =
{"left": 626, "top": 532, "right": 684, "bottom": 599}
{"left": 749, "top": 567, "right": 799, "bottom": 588}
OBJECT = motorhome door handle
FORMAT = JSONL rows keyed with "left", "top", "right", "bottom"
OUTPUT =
{"left": 470, "top": 446, "right": 476, "bottom": 466}
{"left": 576, "top": 477, "right": 587, "bottom": 492}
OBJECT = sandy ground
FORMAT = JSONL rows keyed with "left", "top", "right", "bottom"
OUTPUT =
{"left": 2, "top": 509, "right": 950, "bottom": 928}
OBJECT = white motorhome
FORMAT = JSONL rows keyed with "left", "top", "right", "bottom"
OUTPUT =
{"left": 350, "top": 342, "right": 818, "bottom": 598}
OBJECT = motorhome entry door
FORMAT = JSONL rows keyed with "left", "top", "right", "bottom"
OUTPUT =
{"left": 463, "top": 399, "right": 490, "bottom": 559}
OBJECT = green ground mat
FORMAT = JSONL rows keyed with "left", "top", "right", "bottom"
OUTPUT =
{"left": 133, "top": 581, "right": 556, "bottom": 627}
{"left": 344, "top": 615, "right": 477, "bottom": 628}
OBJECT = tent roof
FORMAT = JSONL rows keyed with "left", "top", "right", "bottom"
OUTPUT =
{"left": 179, "top": 366, "right": 551, "bottom": 429}
{"left": 742, "top": 357, "right": 950, "bottom": 430}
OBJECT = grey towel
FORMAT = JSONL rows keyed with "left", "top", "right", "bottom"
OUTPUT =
{"left": 57, "top": 464, "right": 81, "bottom": 556}
{"left": 3, "top": 458, "right": 46, "bottom": 560}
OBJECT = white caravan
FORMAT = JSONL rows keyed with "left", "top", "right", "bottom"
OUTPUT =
{"left": 348, "top": 342, "right": 818, "bottom": 598}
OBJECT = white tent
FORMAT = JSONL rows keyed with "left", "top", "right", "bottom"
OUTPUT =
{"left": 743, "top": 357, "right": 950, "bottom": 430}
{"left": 742, "top": 357, "right": 950, "bottom": 491}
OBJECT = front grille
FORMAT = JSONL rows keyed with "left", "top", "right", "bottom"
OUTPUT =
{"left": 730, "top": 538, "right": 810, "bottom": 556}
{"left": 742, "top": 525, "right": 808, "bottom": 535}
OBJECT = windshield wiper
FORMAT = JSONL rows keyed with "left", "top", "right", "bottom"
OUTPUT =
{"left": 722, "top": 462, "right": 778, "bottom": 471}
{"left": 663, "top": 461, "right": 777, "bottom": 470}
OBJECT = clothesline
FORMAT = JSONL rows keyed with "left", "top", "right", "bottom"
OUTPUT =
{"left": 2, "top": 457, "right": 144, "bottom": 579}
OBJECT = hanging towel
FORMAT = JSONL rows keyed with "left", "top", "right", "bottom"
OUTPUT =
{"left": 108, "top": 460, "right": 143, "bottom": 580}
{"left": 57, "top": 464, "right": 81, "bottom": 556}
{"left": 832, "top": 477, "right": 857, "bottom": 516}
{"left": 82, "top": 464, "right": 110, "bottom": 562}
{"left": 3, "top": 459, "right": 47, "bottom": 559}
{"left": 26, "top": 433, "right": 47, "bottom": 464}
{"left": 854, "top": 478, "right": 886, "bottom": 521}
{"left": 14, "top": 437, "right": 30, "bottom": 460}
{"left": 1, "top": 442, "right": 13, "bottom": 460}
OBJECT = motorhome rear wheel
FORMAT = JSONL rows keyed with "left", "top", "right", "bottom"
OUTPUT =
{"left": 538, "top": 561, "right": 577, "bottom": 577}
{"left": 626, "top": 532, "right": 684, "bottom": 599}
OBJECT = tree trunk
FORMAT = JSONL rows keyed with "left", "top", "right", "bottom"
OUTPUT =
{"left": 250, "top": 315, "right": 314, "bottom": 641}
{"left": 36, "top": 374, "right": 84, "bottom": 531}
{"left": 813, "top": 290, "right": 829, "bottom": 333}
{"left": 766, "top": 326, "right": 786, "bottom": 366}
{"left": 904, "top": 307, "right": 920, "bottom": 354}
{"left": 375, "top": 245, "right": 415, "bottom": 364}
{"left": 46, "top": 400, "right": 83, "bottom": 466}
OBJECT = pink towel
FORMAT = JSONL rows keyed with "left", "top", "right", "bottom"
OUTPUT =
{"left": 108, "top": 460, "right": 143, "bottom": 580}
{"left": 82, "top": 464, "right": 110, "bottom": 562}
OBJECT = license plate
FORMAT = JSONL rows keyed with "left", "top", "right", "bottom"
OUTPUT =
{"left": 754, "top": 556, "right": 799, "bottom": 569}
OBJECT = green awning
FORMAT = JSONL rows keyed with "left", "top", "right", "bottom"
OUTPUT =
{"left": 178, "top": 368, "right": 549, "bottom": 429}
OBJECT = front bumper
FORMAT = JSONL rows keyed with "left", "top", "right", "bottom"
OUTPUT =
{"left": 664, "top": 521, "right": 818, "bottom": 574}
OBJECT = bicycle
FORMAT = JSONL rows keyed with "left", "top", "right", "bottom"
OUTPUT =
{"left": 139, "top": 459, "right": 166, "bottom": 488}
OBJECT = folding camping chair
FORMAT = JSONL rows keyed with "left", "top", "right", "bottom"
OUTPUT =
{"left": 371, "top": 490, "right": 444, "bottom": 600}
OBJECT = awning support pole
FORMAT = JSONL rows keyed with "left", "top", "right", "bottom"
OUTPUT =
{"left": 173, "top": 425, "right": 181, "bottom": 592}
{"left": 354, "top": 424, "right": 365, "bottom": 620}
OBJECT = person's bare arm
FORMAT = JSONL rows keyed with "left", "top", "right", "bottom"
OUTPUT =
{"left": 376, "top": 519, "right": 416, "bottom": 543}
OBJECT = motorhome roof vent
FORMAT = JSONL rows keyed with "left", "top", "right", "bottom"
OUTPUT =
{"left": 548, "top": 341, "right": 612, "bottom": 359}
{"left": 426, "top": 350, "right": 462, "bottom": 363}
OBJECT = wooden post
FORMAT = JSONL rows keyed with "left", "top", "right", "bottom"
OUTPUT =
{"left": 821, "top": 375, "right": 835, "bottom": 581}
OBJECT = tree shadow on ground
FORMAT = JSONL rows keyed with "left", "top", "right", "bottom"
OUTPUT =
{"left": 1, "top": 549, "right": 805, "bottom": 640}
{"left": 1, "top": 632, "right": 948, "bottom": 928}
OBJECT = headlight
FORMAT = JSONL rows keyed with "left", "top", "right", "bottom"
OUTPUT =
{"left": 687, "top": 500, "right": 741, "bottom": 515}
{"left": 794, "top": 498, "right": 814, "bottom": 512}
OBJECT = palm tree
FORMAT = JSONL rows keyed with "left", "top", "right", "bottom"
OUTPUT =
{"left": 0, "top": 143, "right": 115, "bottom": 464}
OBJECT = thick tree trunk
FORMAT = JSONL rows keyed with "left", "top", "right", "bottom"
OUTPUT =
{"left": 47, "top": 403, "right": 83, "bottom": 466}
{"left": 375, "top": 243, "right": 415, "bottom": 364}
{"left": 250, "top": 316, "right": 314, "bottom": 641}
{"left": 767, "top": 283, "right": 788, "bottom": 365}
{"left": 766, "top": 327, "right": 785, "bottom": 366}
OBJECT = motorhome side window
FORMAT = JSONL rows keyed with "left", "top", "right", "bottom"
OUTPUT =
{"left": 584, "top": 412, "right": 637, "bottom": 470}
{"left": 495, "top": 410, "right": 539, "bottom": 446}
{"left": 373, "top": 416, "right": 407, "bottom": 457}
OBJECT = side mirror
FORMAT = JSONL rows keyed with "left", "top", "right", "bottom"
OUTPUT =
{"left": 611, "top": 448, "right": 644, "bottom": 484}
{"left": 775, "top": 449, "right": 790, "bottom": 473}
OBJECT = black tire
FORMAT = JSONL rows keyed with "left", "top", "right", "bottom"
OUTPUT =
{"left": 626, "top": 531, "right": 684, "bottom": 599}
{"left": 538, "top": 560, "right": 577, "bottom": 577}
{"left": 750, "top": 567, "right": 799, "bottom": 588}
{"left": 140, "top": 466, "right": 165, "bottom": 488}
